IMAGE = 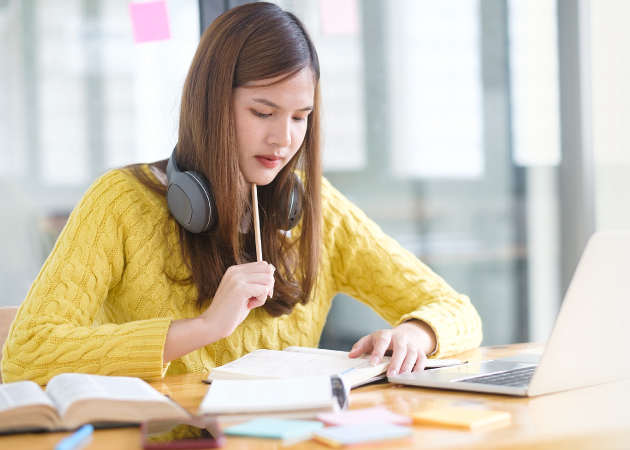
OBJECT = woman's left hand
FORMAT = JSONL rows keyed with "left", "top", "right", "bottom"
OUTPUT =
{"left": 348, "top": 320, "right": 437, "bottom": 376}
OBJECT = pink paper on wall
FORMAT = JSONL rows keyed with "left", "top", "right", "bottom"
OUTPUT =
{"left": 129, "top": 1, "right": 171, "bottom": 44}
{"left": 319, "top": 0, "right": 359, "bottom": 35}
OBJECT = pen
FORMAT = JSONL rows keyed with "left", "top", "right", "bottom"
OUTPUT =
{"left": 55, "top": 424, "right": 94, "bottom": 450}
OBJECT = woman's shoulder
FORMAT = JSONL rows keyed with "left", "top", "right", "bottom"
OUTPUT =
{"left": 320, "top": 176, "right": 346, "bottom": 205}
{"left": 80, "top": 165, "right": 169, "bottom": 219}
{"left": 319, "top": 176, "right": 364, "bottom": 221}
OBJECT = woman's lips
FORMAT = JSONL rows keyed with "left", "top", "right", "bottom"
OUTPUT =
{"left": 255, "top": 156, "right": 281, "bottom": 168}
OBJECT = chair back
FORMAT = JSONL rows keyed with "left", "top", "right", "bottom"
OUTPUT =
{"left": 0, "top": 306, "right": 19, "bottom": 384}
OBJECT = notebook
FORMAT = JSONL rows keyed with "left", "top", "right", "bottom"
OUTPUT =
{"left": 198, "top": 375, "right": 347, "bottom": 425}
{"left": 205, "top": 347, "right": 390, "bottom": 388}
{"left": 205, "top": 346, "right": 462, "bottom": 388}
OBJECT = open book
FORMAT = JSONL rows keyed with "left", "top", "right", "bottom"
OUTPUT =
{"left": 206, "top": 346, "right": 391, "bottom": 388}
{"left": 0, "top": 373, "right": 190, "bottom": 434}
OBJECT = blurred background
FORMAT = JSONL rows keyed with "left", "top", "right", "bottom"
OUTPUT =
{"left": 1, "top": 0, "right": 628, "bottom": 349}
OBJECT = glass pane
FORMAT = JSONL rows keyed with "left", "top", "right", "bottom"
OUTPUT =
{"left": 0, "top": 0, "right": 199, "bottom": 306}
{"left": 591, "top": 0, "right": 630, "bottom": 232}
{"left": 274, "top": 0, "right": 562, "bottom": 348}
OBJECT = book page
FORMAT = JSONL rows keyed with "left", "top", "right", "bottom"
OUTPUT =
{"left": 284, "top": 346, "right": 393, "bottom": 363}
{"left": 45, "top": 373, "right": 169, "bottom": 418}
{"left": 284, "top": 346, "right": 356, "bottom": 358}
{"left": 284, "top": 347, "right": 459, "bottom": 370}
{"left": 284, "top": 347, "right": 391, "bottom": 386}
{"left": 0, "top": 380, "right": 56, "bottom": 413}
{"left": 213, "top": 349, "right": 372, "bottom": 379}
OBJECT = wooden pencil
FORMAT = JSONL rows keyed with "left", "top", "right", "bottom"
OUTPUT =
{"left": 252, "top": 183, "right": 263, "bottom": 262}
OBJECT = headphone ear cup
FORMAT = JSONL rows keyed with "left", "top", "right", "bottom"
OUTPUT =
{"left": 166, "top": 146, "right": 216, "bottom": 233}
{"left": 281, "top": 173, "right": 305, "bottom": 231}
{"left": 167, "top": 171, "right": 216, "bottom": 233}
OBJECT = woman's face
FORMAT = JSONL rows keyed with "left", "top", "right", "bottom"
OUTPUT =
{"left": 232, "top": 69, "right": 315, "bottom": 185}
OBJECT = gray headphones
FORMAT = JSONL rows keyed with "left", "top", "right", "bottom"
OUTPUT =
{"left": 166, "top": 146, "right": 304, "bottom": 233}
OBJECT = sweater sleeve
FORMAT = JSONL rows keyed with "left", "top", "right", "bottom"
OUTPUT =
{"left": 322, "top": 178, "right": 482, "bottom": 358}
{"left": 1, "top": 171, "right": 172, "bottom": 385}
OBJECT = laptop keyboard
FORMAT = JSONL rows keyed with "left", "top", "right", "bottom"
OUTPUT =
{"left": 456, "top": 366, "right": 536, "bottom": 387}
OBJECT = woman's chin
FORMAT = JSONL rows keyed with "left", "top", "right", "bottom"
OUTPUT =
{"left": 245, "top": 174, "right": 274, "bottom": 186}
{"left": 243, "top": 169, "right": 279, "bottom": 186}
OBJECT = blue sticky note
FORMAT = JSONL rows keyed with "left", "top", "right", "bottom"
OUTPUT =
{"left": 224, "top": 418, "right": 324, "bottom": 440}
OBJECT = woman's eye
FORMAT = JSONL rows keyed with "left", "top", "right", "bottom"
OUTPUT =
{"left": 252, "top": 109, "right": 271, "bottom": 118}
{"left": 293, "top": 116, "right": 306, "bottom": 123}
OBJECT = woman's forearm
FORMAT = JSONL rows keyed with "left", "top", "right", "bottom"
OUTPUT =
{"left": 163, "top": 317, "right": 221, "bottom": 364}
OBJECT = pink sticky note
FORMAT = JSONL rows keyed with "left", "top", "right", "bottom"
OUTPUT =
{"left": 319, "top": 0, "right": 359, "bottom": 35}
{"left": 129, "top": 1, "right": 171, "bottom": 44}
{"left": 317, "top": 407, "right": 412, "bottom": 426}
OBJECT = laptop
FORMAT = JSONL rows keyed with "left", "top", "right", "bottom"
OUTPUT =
{"left": 389, "top": 231, "right": 630, "bottom": 397}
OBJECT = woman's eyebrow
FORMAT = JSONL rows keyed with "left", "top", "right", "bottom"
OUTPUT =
{"left": 253, "top": 98, "right": 314, "bottom": 112}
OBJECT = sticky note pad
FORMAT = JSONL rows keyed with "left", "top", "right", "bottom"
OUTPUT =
{"left": 224, "top": 418, "right": 323, "bottom": 440}
{"left": 313, "top": 422, "right": 412, "bottom": 448}
{"left": 412, "top": 407, "right": 511, "bottom": 430}
{"left": 317, "top": 406, "right": 411, "bottom": 426}
{"left": 129, "top": 1, "right": 171, "bottom": 44}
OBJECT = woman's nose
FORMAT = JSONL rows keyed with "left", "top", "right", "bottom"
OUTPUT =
{"left": 268, "top": 119, "right": 291, "bottom": 148}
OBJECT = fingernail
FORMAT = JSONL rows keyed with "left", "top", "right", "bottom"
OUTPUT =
{"left": 388, "top": 369, "right": 398, "bottom": 376}
{"left": 370, "top": 356, "right": 380, "bottom": 366}
{"left": 400, "top": 370, "right": 409, "bottom": 374}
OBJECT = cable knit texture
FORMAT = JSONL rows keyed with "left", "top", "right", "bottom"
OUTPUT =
{"left": 2, "top": 168, "right": 482, "bottom": 385}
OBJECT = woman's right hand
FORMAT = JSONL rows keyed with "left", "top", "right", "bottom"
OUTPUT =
{"left": 200, "top": 261, "right": 275, "bottom": 340}
{"left": 163, "top": 261, "right": 274, "bottom": 364}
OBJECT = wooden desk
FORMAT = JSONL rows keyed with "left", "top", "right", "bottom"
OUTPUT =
{"left": 2, "top": 343, "right": 630, "bottom": 450}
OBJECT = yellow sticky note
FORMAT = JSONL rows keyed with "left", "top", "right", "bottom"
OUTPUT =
{"left": 412, "top": 407, "right": 511, "bottom": 430}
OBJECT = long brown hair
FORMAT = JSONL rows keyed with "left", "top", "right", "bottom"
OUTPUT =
{"left": 128, "top": 2, "right": 322, "bottom": 317}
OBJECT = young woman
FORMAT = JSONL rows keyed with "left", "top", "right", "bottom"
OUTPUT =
{"left": 2, "top": 3, "right": 482, "bottom": 385}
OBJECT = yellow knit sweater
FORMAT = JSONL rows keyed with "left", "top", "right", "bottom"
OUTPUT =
{"left": 2, "top": 168, "right": 482, "bottom": 385}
